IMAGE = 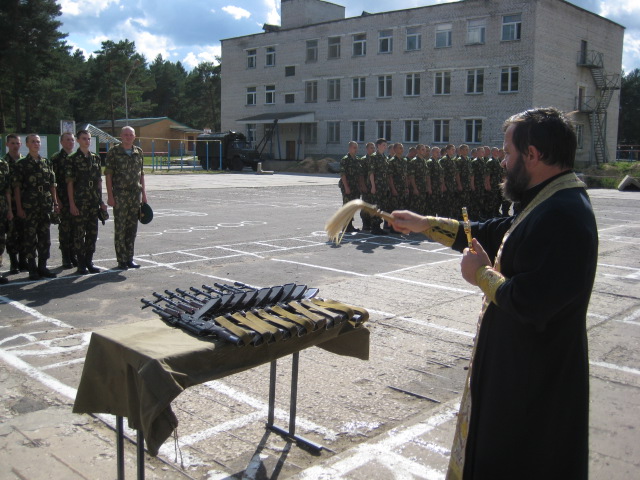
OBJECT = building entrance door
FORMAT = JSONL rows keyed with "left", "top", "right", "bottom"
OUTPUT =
{"left": 286, "top": 140, "right": 296, "bottom": 160}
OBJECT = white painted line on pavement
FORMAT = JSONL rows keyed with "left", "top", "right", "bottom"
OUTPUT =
{"left": 0, "top": 295, "right": 74, "bottom": 329}
{"left": 590, "top": 361, "right": 640, "bottom": 377}
{"left": 41, "top": 357, "right": 86, "bottom": 371}
{"left": 271, "top": 258, "right": 370, "bottom": 277}
{"left": 376, "top": 275, "right": 479, "bottom": 295}
{"left": 616, "top": 309, "right": 640, "bottom": 326}
{"left": 382, "top": 258, "right": 459, "bottom": 275}
{"left": 368, "top": 309, "right": 475, "bottom": 339}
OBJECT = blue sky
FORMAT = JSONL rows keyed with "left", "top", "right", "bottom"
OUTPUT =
{"left": 59, "top": 0, "right": 639, "bottom": 72}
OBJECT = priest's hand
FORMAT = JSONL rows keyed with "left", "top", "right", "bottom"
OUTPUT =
{"left": 461, "top": 238, "right": 492, "bottom": 286}
{"left": 389, "top": 210, "right": 429, "bottom": 235}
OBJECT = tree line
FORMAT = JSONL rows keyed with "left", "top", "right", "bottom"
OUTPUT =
{"left": 0, "top": 0, "right": 220, "bottom": 136}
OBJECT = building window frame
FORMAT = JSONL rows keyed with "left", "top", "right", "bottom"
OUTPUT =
{"left": 327, "top": 78, "right": 341, "bottom": 102}
{"left": 246, "top": 87, "right": 257, "bottom": 106}
{"left": 306, "top": 39, "right": 318, "bottom": 63}
{"left": 304, "top": 123, "right": 318, "bottom": 144}
{"left": 353, "top": 33, "right": 367, "bottom": 57}
{"left": 327, "top": 121, "right": 341, "bottom": 144}
{"left": 377, "top": 120, "right": 391, "bottom": 141}
{"left": 247, "top": 49, "right": 257, "bottom": 69}
{"left": 246, "top": 124, "right": 256, "bottom": 144}
{"left": 305, "top": 80, "right": 318, "bottom": 103}
{"left": 378, "top": 29, "right": 393, "bottom": 54}
{"left": 467, "top": 18, "right": 486, "bottom": 45}
{"left": 285, "top": 66, "right": 295, "bottom": 77}
{"left": 265, "top": 46, "right": 276, "bottom": 67}
{"left": 284, "top": 93, "right": 295, "bottom": 104}
{"left": 406, "top": 26, "right": 422, "bottom": 51}
{"left": 466, "top": 69, "right": 484, "bottom": 94}
{"left": 575, "top": 123, "right": 584, "bottom": 149}
{"left": 265, "top": 85, "right": 275, "bottom": 104}
{"left": 352, "top": 77, "right": 366, "bottom": 100}
{"left": 465, "top": 119, "right": 483, "bottom": 144}
{"left": 404, "top": 120, "right": 420, "bottom": 143}
{"left": 435, "top": 23, "right": 452, "bottom": 48}
{"left": 328, "top": 36, "right": 341, "bottom": 59}
{"left": 377, "top": 75, "right": 393, "bottom": 98}
{"left": 405, "top": 73, "right": 421, "bottom": 97}
{"left": 434, "top": 71, "right": 451, "bottom": 95}
{"left": 502, "top": 14, "right": 522, "bottom": 41}
{"left": 433, "top": 119, "right": 450, "bottom": 143}
{"left": 352, "top": 121, "right": 365, "bottom": 142}
{"left": 500, "top": 66, "right": 519, "bottom": 93}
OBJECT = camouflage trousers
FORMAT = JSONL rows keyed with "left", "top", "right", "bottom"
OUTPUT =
{"left": 0, "top": 198, "right": 8, "bottom": 260}
{"left": 23, "top": 208, "right": 51, "bottom": 261}
{"left": 113, "top": 191, "right": 141, "bottom": 264}
{"left": 72, "top": 207, "right": 99, "bottom": 258}
{"left": 58, "top": 206, "right": 76, "bottom": 253}
{"left": 360, "top": 192, "right": 374, "bottom": 229}
{"left": 409, "top": 192, "right": 426, "bottom": 216}
{"left": 6, "top": 209, "right": 24, "bottom": 256}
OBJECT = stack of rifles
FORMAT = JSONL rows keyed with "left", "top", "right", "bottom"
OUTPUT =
{"left": 141, "top": 282, "right": 367, "bottom": 347}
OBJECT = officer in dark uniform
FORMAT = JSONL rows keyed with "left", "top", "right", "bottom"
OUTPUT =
{"left": 338, "top": 141, "right": 361, "bottom": 232}
{"left": 12, "top": 134, "right": 59, "bottom": 280}
{"left": 67, "top": 130, "right": 107, "bottom": 275}
{"left": 50, "top": 132, "right": 77, "bottom": 269}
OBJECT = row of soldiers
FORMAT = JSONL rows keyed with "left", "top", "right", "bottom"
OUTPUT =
{"left": 339, "top": 139, "right": 511, "bottom": 234}
{"left": 1, "top": 128, "right": 146, "bottom": 283}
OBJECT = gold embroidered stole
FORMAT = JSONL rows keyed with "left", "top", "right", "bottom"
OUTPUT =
{"left": 445, "top": 173, "right": 586, "bottom": 480}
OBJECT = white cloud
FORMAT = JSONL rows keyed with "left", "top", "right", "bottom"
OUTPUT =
{"left": 622, "top": 32, "right": 640, "bottom": 72}
{"left": 182, "top": 46, "right": 222, "bottom": 69}
{"left": 222, "top": 5, "right": 251, "bottom": 20}
{"left": 599, "top": 0, "right": 640, "bottom": 18}
{"left": 119, "top": 18, "right": 175, "bottom": 60}
{"left": 263, "top": 0, "right": 280, "bottom": 25}
{"left": 59, "top": 0, "right": 120, "bottom": 16}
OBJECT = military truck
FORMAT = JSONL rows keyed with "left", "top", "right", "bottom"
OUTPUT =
{"left": 196, "top": 131, "right": 261, "bottom": 171}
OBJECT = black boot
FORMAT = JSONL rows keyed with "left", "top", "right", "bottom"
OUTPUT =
{"left": 37, "top": 258, "right": 57, "bottom": 278}
{"left": 75, "top": 255, "right": 88, "bottom": 275}
{"left": 70, "top": 250, "right": 78, "bottom": 267}
{"left": 0, "top": 276, "right": 8, "bottom": 284}
{"left": 86, "top": 254, "right": 100, "bottom": 274}
{"left": 9, "top": 253, "right": 19, "bottom": 274}
{"left": 19, "top": 253, "right": 29, "bottom": 272}
{"left": 61, "top": 249, "right": 73, "bottom": 269}
{"left": 28, "top": 258, "right": 41, "bottom": 280}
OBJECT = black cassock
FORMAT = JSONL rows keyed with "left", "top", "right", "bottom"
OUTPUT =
{"left": 451, "top": 172, "right": 598, "bottom": 479}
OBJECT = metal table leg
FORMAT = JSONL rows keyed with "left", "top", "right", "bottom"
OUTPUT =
{"left": 116, "top": 416, "right": 125, "bottom": 480}
{"left": 265, "top": 352, "right": 323, "bottom": 453}
{"left": 137, "top": 429, "right": 145, "bottom": 480}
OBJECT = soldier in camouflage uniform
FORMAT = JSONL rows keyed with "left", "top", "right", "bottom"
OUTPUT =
{"left": 455, "top": 144, "right": 473, "bottom": 220}
{"left": 0, "top": 154, "right": 13, "bottom": 284}
{"left": 485, "top": 150, "right": 503, "bottom": 218}
{"left": 407, "top": 144, "right": 429, "bottom": 215}
{"left": 359, "top": 142, "right": 376, "bottom": 231}
{"left": 439, "top": 144, "right": 459, "bottom": 219}
{"left": 388, "top": 143, "right": 409, "bottom": 216}
{"left": 497, "top": 148, "right": 513, "bottom": 215}
{"left": 338, "top": 141, "right": 361, "bottom": 232}
{"left": 426, "top": 147, "right": 442, "bottom": 216}
{"left": 368, "top": 138, "right": 389, "bottom": 235}
{"left": 67, "top": 130, "right": 107, "bottom": 275}
{"left": 470, "top": 150, "right": 490, "bottom": 220}
{"left": 3, "top": 134, "right": 26, "bottom": 274}
{"left": 12, "top": 134, "right": 59, "bottom": 280}
{"left": 105, "top": 126, "right": 147, "bottom": 270}
{"left": 50, "top": 132, "right": 77, "bottom": 269}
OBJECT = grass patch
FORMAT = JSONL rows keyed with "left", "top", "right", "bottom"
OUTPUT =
{"left": 579, "top": 161, "right": 640, "bottom": 189}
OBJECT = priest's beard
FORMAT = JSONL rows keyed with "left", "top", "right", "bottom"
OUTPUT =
{"left": 501, "top": 154, "right": 531, "bottom": 203}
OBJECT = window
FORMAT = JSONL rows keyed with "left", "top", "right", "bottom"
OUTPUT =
{"left": 502, "top": 14, "right": 522, "bottom": 41}
{"left": 379, "top": 30, "right": 393, "bottom": 54}
{"left": 285, "top": 93, "right": 295, "bottom": 104}
{"left": 285, "top": 66, "right": 295, "bottom": 77}
{"left": 404, "top": 120, "right": 419, "bottom": 143}
{"left": 327, "top": 79, "right": 341, "bottom": 101}
{"left": 575, "top": 124, "right": 584, "bottom": 149}
{"left": 434, "top": 120, "right": 450, "bottom": 143}
{"left": 405, "top": 73, "right": 421, "bottom": 96}
{"left": 327, "top": 121, "right": 340, "bottom": 143}
{"left": 352, "top": 121, "right": 365, "bottom": 142}
{"left": 378, "top": 75, "right": 392, "bottom": 98}
{"left": 353, "top": 33, "right": 367, "bottom": 56}
{"left": 352, "top": 77, "right": 366, "bottom": 99}
{"left": 306, "top": 40, "right": 318, "bottom": 62}
{"left": 246, "top": 124, "right": 256, "bottom": 144}
{"left": 434, "top": 71, "right": 451, "bottom": 95}
{"left": 466, "top": 69, "right": 484, "bottom": 94}
{"left": 246, "top": 87, "right": 256, "bottom": 105}
{"left": 500, "top": 66, "right": 519, "bottom": 92}
{"left": 265, "top": 46, "right": 276, "bottom": 66}
{"left": 265, "top": 85, "right": 275, "bottom": 104}
{"left": 406, "top": 26, "right": 422, "bottom": 51}
{"left": 304, "top": 123, "right": 317, "bottom": 144}
{"left": 465, "top": 119, "right": 483, "bottom": 143}
{"left": 305, "top": 81, "right": 318, "bottom": 103}
{"left": 328, "top": 37, "right": 341, "bottom": 59}
{"left": 377, "top": 120, "right": 391, "bottom": 140}
{"left": 435, "top": 23, "right": 452, "bottom": 48}
{"left": 247, "top": 49, "right": 257, "bottom": 68}
{"left": 467, "top": 19, "right": 486, "bottom": 44}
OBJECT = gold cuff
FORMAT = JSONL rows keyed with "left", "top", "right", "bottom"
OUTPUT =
{"left": 475, "top": 266, "right": 506, "bottom": 304}
{"left": 421, "top": 216, "right": 460, "bottom": 247}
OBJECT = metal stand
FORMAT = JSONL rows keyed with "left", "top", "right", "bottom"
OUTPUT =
{"left": 116, "top": 415, "right": 145, "bottom": 480}
{"left": 265, "top": 352, "right": 323, "bottom": 453}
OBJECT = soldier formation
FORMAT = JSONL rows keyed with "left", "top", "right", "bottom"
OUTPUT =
{"left": 0, "top": 126, "right": 147, "bottom": 283}
{"left": 338, "top": 140, "right": 512, "bottom": 234}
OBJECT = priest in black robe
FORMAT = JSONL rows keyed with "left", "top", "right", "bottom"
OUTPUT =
{"left": 390, "top": 107, "right": 598, "bottom": 480}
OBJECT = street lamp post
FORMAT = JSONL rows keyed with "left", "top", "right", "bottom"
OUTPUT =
{"left": 124, "top": 60, "right": 140, "bottom": 125}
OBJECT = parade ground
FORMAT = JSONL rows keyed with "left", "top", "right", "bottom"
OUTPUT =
{"left": 0, "top": 172, "right": 639, "bottom": 479}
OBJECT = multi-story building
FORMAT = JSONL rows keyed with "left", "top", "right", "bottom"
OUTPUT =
{"left": 220, "top": 0, "right": 623, "bottom": 165}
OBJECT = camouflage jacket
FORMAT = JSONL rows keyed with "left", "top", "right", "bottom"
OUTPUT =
{"left": 470, "top": 157, "right": 487, "bottom": 191}
{"left": 409, "top": 156, "right": 429, "bottom": 190}
{"left": 0, "top": 156, "right": 10, "bottom": 195}
{"left": 455, "top": 155, "right": 472, "bottom": 190}
{"left": 66, "top": 148, "right": 103, "bottom": 209}
{"left": 388, "top": 155, "right": 408, "bottom": 194}
{"left": 12, "top": 154, "right": 55, "bottom": 210}
{"left": 439, "top": 154, "right": 457, "bottom": 192}
{"left": 104, "top": 144, "right": 144, "bottom": 192}
{"left": 50, "top": 149, "right": 72, "bottom": 205}
{"left": 339, "top": 153, "right": 360, "bottom": 193}
{"left": 426, "top": 158, "right": 442, "bottom": 193}
{"left": 369, "top": 152, "right": 390, "bottom": 191}
{"left": 485, "top": 157, "right": 503, "bottom": 191}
